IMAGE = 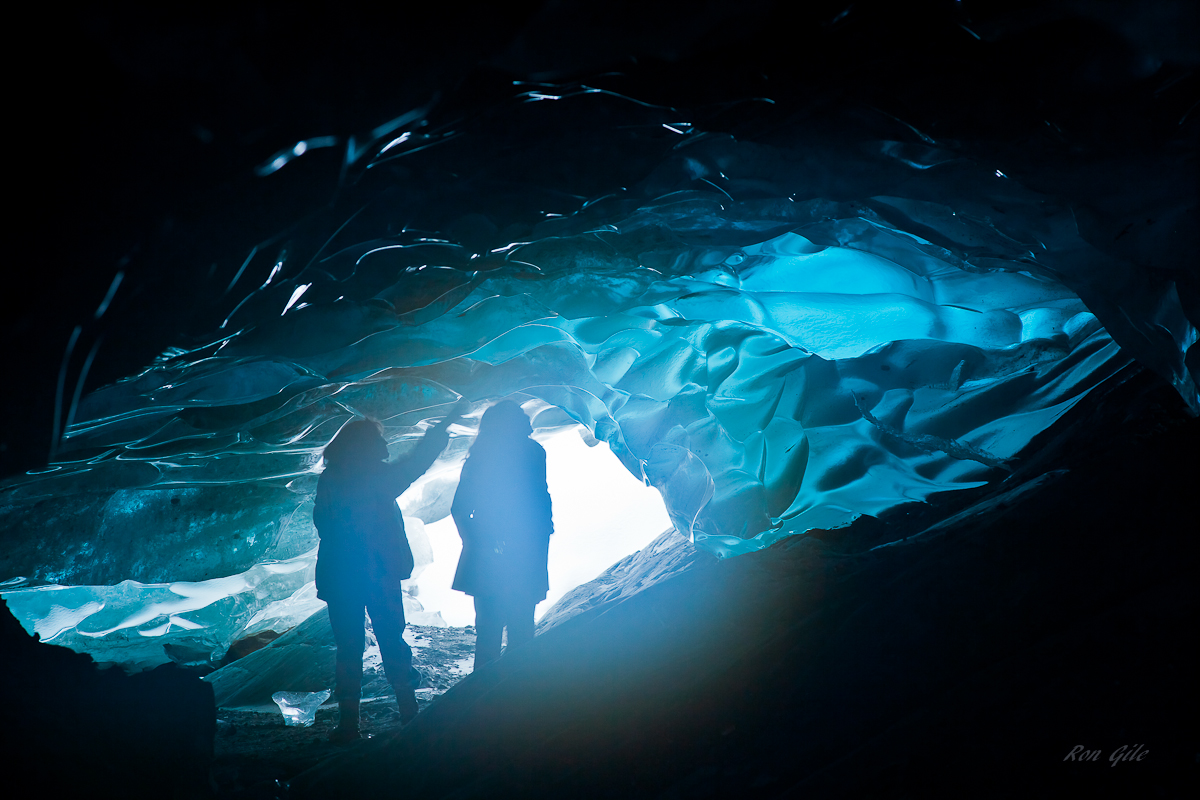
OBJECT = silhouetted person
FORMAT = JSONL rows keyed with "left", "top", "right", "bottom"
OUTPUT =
{"left": 451, "top": 400, "right": 554, "bottom": 671}
{"left": 313, "top": 405, "right": 462, "bottom": 742}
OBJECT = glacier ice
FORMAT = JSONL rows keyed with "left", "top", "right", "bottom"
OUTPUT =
{"left": 272, "top": 690, "right": 330, "bottom": 727}
{"left": 2, "top": 550, "right": 319, "bottom": 670}
{"left": 1, "top": 513, "right": 439, "bottom": 670}
{"left": 3, "top": 77, "right": 1192, "bottom": 670}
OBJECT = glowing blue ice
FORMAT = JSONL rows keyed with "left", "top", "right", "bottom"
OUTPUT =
{"left": 6, "top": 82, "right": 1188, "bottom": 670}
{"left": 272, "top": 690, "right": 330, "bottom": 727}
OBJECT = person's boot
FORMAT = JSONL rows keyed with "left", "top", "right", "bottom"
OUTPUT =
{"left": 393, "top": 684, "right": 419, "bottom": 725}
{"left": 331, "top": 661, "right": 362, "bottom": 743}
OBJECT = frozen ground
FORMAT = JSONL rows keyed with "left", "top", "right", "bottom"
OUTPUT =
{"left": 211, "top": 623, "right": 477, "bottom": 796}
{"left": 206, "top": 526, "right": 700, "bottom": 795}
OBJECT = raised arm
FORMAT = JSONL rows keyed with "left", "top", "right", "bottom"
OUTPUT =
{"left": 378, "top": 400, "right": 467, "bottom": 498}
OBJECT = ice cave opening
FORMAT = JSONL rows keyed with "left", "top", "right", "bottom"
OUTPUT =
{"left": 0, "top": 184, "right": 1189, "bottom": 673}
{"left": 4, "top": 17, "right": 1195, "bottom": 677}
{"left": 413, "top": 427, "right": 672, "bottom": 628}
{"left": 0, "top": 421, "right": 673, "bottom": 669}
{"left": 3, "top": 3, "right": 1197, "bottom": 795}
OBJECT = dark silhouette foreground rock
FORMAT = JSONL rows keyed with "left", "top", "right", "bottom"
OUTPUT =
{"left": 1, "top": 597, "right": 216, "bottom": 797}
{"left": 290, "top": 372, "right": 1197, "bottom": 799}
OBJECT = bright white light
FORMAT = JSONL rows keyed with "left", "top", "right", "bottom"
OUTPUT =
{"left": 260, "top": 261, "right": 283, "bottom": 289}
{"left": 413, "top": 430, "right": 673, "bottom": 627}
{"left": 379, "top": 131, "right": 412, "bottom": 155}
{"left": 281, "top": 283, "right": 311, "bottom": 315}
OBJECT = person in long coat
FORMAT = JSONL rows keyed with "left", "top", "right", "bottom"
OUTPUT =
{"left": 451, "top": 400, "right": 554, "bottom": 671}
{"left": 313, "top": 406, "right": 461, "bottom": 741}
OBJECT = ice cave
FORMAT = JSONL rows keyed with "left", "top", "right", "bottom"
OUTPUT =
{"left": 4, "top": 3, "right": 1197, "bottom": 797}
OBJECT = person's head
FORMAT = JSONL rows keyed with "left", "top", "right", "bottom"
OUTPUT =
{"left": 476, "top": 400, "right": 533, "bottom": 444}
{"left": 323, "top": 418, "right": 388, "bottom": 467}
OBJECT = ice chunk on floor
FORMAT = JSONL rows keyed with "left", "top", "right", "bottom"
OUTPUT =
{"left": 272, "top": 690, "right": 330, "bottom": 727}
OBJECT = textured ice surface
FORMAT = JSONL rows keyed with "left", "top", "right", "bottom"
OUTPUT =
{"left": 6, "top": 79, "right": 1190, "bottom": 669}
{"left": 2, "top": 551, "right": 319, "bottom": 669}
{"left": 272, "top": 690, "right": 330, "bottom": 727}
{"left": 1, "top": 515, "right": 441, "bottom": 670}
{"left": 536, "top": 528, "right": 704, "bottom": 634}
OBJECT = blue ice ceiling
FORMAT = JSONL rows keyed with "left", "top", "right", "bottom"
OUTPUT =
{"left": 2, "top": 82, "right": 1195, "bottom": 668}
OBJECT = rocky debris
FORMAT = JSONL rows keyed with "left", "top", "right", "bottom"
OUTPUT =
{"left": 205, "top": 612, "right": 477, "bottom": 709}
{"left": 209, "top": 623, "right": 478, "bottom": 796}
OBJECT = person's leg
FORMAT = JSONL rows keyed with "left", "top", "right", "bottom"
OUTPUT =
{"left": 326, "top": 600, "right": 366, "bottom": 741}
{"left": 368, "top": 590, "right": 419, "bottom": 723}
{"left": 472, "top": 594, "right": 503, "bottom": 671}
{"left": 503, "top": 594, "right": 536, "bottom": 651}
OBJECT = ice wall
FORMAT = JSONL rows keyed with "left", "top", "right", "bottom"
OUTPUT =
{"left": 1, "top": 216, "right": 1129, "bottom": 567}
{"left": 4, "top": 80, "right": 1190, "bottom": 668}
{"left": 1, "top": 515, "right": 445, "bottom": 671}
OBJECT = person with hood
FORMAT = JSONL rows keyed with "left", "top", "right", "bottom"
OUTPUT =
{"left": 451, "top": 400, "right": 554, "bottom": 671}
{"left": 313, "top": 403, "right": 463, "bottom": 742}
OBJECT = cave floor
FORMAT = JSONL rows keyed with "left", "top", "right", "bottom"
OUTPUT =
{"left": 212, "top": 702, "right": 405, "bottom": 794}
{"left": 211, "top": 623, "right": 478, "bottom": 797}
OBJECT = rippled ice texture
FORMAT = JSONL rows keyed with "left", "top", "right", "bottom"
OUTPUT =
{"left": 0, "top": 223, "right": 1126, "bottom": 666}
{"left": 6, "top": 82, "right": 1186, "bottom": 668}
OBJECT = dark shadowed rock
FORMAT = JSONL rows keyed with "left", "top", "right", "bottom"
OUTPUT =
{"left": 1, "top": 598, "right": 216, "bottom": 796}
{"left": 289, "top": 374, "right": 1197, "bottom": 798}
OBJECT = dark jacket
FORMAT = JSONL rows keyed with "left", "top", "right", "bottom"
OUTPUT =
{"left": 313, "top": 427, "right": 449, "bottom": 605}
{"left": 451, "top": 436, "right": 553, "bottom": 601}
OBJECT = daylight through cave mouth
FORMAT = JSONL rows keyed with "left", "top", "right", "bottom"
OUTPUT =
{"left": 2, "top": 80, "right": 1194, "bottom": 672}
{"left": 1, "top": 427, "right": 671, "bottom": 668}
